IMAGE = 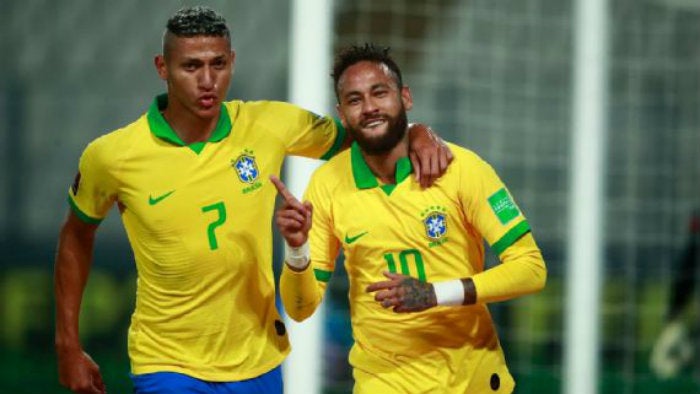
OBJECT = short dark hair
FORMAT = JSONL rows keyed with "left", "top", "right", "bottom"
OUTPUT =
{"left": 166, "top": 6, "right": 230, "bottom": 38}
{"left": 163, "top": 6, "right": 230, "bottom": 56}
{"left": 332, "top": 43, "right": 403, "bottom": 99}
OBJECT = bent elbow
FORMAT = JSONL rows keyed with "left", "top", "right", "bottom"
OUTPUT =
{"left": 532, "top": 259, "right": 547, "bottom": 293}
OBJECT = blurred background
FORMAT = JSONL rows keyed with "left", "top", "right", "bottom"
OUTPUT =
{"left": 1, "top": 0, "right": 699, "bottom": 393}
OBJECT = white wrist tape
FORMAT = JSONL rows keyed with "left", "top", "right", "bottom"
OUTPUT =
{"left": 433, "top": 279, "right": 465, "bottom": 306}
{"left": 284, "top": 241, "right": 310, "bottom": 270}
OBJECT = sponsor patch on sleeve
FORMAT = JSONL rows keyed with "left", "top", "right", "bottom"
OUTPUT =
{"left": 488, "top": 188, "right": 520, "bottom": 225}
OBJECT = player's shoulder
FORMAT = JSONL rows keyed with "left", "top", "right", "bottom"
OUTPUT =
{"left": 83, "top": 114, "right": 147, "bottom": 159}
{"left": 226, "top": 99, "right": 307, "bottom": 118}
{"left": 320, "top": 148, "right": 352, "bottom": 175}
{"left": 446, "top": 142, "right": 483, "bottom": 162}
{"left": 435, "top": 142, "right": 500, "bottom": 190}
{"left": 308, "top": 149, "right": 353, "bottom": 191}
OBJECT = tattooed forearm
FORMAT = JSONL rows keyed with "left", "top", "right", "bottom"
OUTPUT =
{"left": 399, "top": 278, "right": 437, "bottom": 311}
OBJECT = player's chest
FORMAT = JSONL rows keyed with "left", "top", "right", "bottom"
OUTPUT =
{"left": 332, "top": 187, "right": 465, "bottom": 252}
{"left": 332, "top": 187, "right": 473, "bottom": 282}
{"left": 116, "top": 142, "right": 282, "bottom": 219}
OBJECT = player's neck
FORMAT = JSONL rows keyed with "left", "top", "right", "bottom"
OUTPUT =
{"left": 361, "top": 137, "right": 408, "bottom": 185}
{"left": 161, "top": 102, "right": 219, "bottom": 145}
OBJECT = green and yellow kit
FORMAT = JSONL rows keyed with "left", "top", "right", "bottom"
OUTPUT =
{"left": 69, "top": 95, "right": 343, "bottom": 381}
{"left": 281, "top": 142, "right": 546, "bottom": 393}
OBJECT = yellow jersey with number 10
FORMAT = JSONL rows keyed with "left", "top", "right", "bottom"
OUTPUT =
{"left": 300, "top": 142, "right": 537, "bottom": 393}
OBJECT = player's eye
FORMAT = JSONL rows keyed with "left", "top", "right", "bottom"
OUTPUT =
{"left": 212, "top": 59, "right": 227, "bottom": 69}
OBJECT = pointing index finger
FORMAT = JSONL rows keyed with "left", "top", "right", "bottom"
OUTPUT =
{"left": 269, "top": 175, "right": 301, "bottom": 206}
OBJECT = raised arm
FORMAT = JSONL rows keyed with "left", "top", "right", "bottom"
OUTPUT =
{"left": 54, "top": 211, "right": 106, "bottom": 394}
{"left": 270, "top": 175, "right": 325, "bottom": 322}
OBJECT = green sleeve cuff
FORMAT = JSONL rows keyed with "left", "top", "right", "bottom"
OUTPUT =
{"left": 313, "top": 268, "right": 332, "bottom": 283}
{"left": 67, "top": 196, "right": 103, "bottom": 225}
{"left": 320, "top": 118, "right": 346, "bottom": 160}
{"left": 491, "top": 220, "right": 530, "bottom": 256}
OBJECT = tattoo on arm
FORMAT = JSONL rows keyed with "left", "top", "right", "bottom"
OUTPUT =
{"left": 399, "top": 278, "right": 437, "bottom": 311}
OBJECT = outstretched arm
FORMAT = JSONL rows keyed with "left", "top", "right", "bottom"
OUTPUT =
{"left": 54, "top": 211, "right": 106, "bottom": 394}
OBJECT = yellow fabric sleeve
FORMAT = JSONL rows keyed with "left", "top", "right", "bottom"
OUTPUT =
{"left": 255, "top": 101, "right": 342, "bottom": 160}
{"left": 278, "top": 165, "right": 340, "bottom": 322}
{"left": 68, "top": 135, "right": 119, "bottom": 223}
{"left": 470, "top": 232, "right": 547, "bottom": 304}
{"left": 280, "top": 263, "right": 324, "bottom": 322}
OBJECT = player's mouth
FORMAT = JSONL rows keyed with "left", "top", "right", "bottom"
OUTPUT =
{"left": 361, "top": 117, "right": 387, "bottom": 130}
{"left": 198, "top": 94, "right": 218, "bottom": 109}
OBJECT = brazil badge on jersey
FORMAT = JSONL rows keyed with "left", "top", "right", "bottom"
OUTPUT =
{"left": 67, "top": 94, "right": 344, "bottom": 382}
{"left": 421, "top": 206, "right": 449, "bottom": 248}
{"left": 232, "top": 150, "right": 259, "bottom": 184}
{"left": 291, "top": 141, "right": 531, "bottom": 393}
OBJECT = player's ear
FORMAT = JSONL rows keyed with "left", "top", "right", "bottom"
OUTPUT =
{"left": 230, "top": 49, "right": 236, "bottom": 77}
{"left": 155, "top": 55, "right": 167, "bottom": 81}
{"left": 401, "top": 86, "right": 413, "bottom": 112}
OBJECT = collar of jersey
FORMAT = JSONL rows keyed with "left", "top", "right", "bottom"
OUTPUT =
{"left": 351, "top": 142, "right": 412, "bottom": 195}
{"left": 147, "top": 94, "right": 232, "bottom": 154}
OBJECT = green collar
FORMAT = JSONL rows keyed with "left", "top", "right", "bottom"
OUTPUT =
{"left": 146, "top": 94, "right": 232, "bottom": 154}
{"left": 350, "top": 142, "right": 412, "bottom": 195}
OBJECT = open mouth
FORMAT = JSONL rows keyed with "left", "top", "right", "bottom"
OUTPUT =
{"left": 362, "top": 118, "right": 387, "bottom": 129}
{"left": 198, "top": 95, "right": 217, "bottom": 108}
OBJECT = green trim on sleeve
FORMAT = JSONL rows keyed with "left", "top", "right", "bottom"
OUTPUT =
{"left": 67, "top": 196, "right": 103, "bottom": 225}
{"left": 320, "top": 118, "right": 347, "bottom": 160}
{"left": 313, "top": 268, "right": 332, "bottom": 283}
{"left": 491, "top": 220, "right": 531, "bottom": 256}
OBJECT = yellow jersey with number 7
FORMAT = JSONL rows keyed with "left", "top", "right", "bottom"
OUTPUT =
{"left": 68, "top": 94, "right": 344, "bottom": 381}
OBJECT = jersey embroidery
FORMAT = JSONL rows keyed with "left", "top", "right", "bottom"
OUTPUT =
{"left": 232, "top": 149, "right": 263, "bottom": 194}
{"left": 420, "top": 206, "right": 449, "bottom": 247}
{"left": 344, "top": 231, "right": 369, "bottom": 244}
{"left": 148, "top": 190, "right": 175, "bottom": 206}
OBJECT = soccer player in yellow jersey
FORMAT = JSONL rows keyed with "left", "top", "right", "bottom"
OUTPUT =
{"left": 273, "top": 43, "right": 547, "bottom": 394}
{"left": 53, "top": 8, "right": 451, "bottom": 394}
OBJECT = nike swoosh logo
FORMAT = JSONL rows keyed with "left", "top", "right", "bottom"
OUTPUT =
{"left": 345, "top": 231, "right": 368, "bottom": 244}
{"left": 148, "top": 190, "right": 175, "bottom": 206}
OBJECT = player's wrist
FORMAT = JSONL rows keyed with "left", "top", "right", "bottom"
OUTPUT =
{"left": 433, "top": 279, "right": 465, "bottom": 306}
{"left": 284, "top": 240, "right": 310, "bottom": 271}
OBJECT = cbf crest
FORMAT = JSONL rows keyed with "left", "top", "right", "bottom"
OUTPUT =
{"left": 231, "top": 149, "right": 263, "bottom": 194}
{"left": 420, "top": 206, "right": 449, "bottom": 248}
